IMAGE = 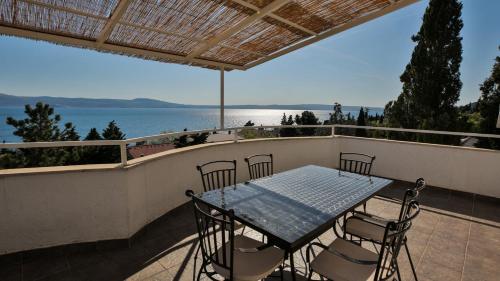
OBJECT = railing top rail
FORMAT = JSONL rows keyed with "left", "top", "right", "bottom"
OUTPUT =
{"left": 1, "top": 124, "right": 499, "bottom": 150}
{"left": 0, "top": 139, "right": 123, "bottom": 149}
{"left": 333, "top": 125, "right": 500, "bottom": 139}
{"left": 123, "top": 125, "right": 335, "bottom": 143}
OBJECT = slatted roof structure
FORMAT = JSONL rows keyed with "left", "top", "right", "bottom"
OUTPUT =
{"left": 0, "top": 0, "right": 418, "bottom": 71}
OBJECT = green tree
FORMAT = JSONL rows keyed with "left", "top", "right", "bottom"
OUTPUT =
{"left": 190, "top": 132, "right": 209, "bottom": 145}
{"left": 476, "top": 48, "right": 500, "bottom": 149}
{"left": 0, "top": 142, "right": 21, "bottom": 169}
{"left": 356, "top": 107, "right": 368, "bottom": 137}
{"left": 385, "top": 0, "right": 463, "bottom": 135}
{"left": 85, "top": 128, "right": 102, "bottom": 141}
{"left": 174, "top": 128, "right": 190, "bottom": 148}
{"left": 2, "top": 102, "right": 80, "bottom": 168}
{"left": 174, "top": 128, "right": 208, "bottom": 148}
{"left": 328, "top": 102, "right": 345, "bottom": 124}
{"left": 279, "top": 113, "right": 297, "bottom": 137}
{"left": 295, "top": 111, "right": 320, "bottom": 136}
{"left": 80, "top": 128, "right": 103, "bottom": 164}
{"left": 244, "top": 120, "right": 255, "bottom": 127}
{"left": 100, "top": 120, "right": 126, "bottom": 163}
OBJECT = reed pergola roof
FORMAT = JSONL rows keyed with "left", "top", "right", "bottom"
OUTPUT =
{"left": 0, "top": 0, "right": 418, "bottom": 71}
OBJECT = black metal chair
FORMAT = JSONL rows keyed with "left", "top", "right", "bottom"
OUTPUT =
{"left": 186, "top": 190, "right": 284, "bottom": 281}
{"left": 339, "top": 152, "right": 376, "bottom": 176}
{"left": 339, "top": 152, "right": 376, "bottom": 212}
{"left": 197, "top": 160, "right": 237, "bottom": 192}
{"left": 245, "top": 154, "right": 273, "bottom": 180}
{"left": 307, "top": 201, "right": 420, "bottom": 281}
{"left": 341, "top": 178, "right": 426, "bottom": 280}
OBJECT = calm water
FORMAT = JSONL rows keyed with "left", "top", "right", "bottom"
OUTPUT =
{"left": 0, "top": 107, "right": 383, "bottom": 142}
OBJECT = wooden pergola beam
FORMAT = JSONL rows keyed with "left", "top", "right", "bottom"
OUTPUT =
{"left": 96, "top": 0, "right": 132, "bottom": 46}
{"left": 244, "top": 0, "right": 420, "bottom": 69}
{"left": 17, "top": 0, "right": 267, "bottom": 60}
{"left": 231, "top": 0, "right": 317, "bottom": 36}
{"left": 0, "top": 25, "right": 246, "bottom": 70}
{"left": 186, "top": 0, "right": 291, "bottom": 60}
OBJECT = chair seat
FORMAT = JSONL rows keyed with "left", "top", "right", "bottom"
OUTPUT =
{"left": 310, "top": 239, "right": 378, "bottom": 281}
{"left": 212, "top": 235, "right": 284, "bottom": 281}
{"left": 345, "top": 214, "right": 392, "bottom": 242}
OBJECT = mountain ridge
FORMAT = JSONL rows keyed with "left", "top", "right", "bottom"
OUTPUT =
{"left": 0, "top": 93, "right": 382, "bottom": 111}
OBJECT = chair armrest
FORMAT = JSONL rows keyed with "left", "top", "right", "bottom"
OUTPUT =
{"left": 351, "top": 211, "right": 394, "bottom": 227}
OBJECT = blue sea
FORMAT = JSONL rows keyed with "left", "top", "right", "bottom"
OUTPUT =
{"left": 0, "top": 107, "right": 383, "bottom": 143}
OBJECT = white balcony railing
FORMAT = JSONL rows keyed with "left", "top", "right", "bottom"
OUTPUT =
{"left": 1, "top": 126, "right": 499, "bottom": 254}
{"left": 1, "top": 125, "right": 499, "bottom": 166}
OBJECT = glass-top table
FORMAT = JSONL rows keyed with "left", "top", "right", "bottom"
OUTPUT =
{"left": 197, "top": 165, "right": 393, "bottom": 278}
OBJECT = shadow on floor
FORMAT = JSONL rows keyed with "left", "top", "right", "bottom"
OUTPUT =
{"left": 1, "top": 181, "right": 499, "bottom": 281}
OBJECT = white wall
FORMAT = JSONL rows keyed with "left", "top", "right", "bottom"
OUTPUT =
{"left": 0, "top": 137, "right": 335, "bottom": 254}
{"left": 337, "top": 136, "right": 500, "bottom": 198}
{"left": 0, "top": 169, "right": 129, "bottom": 254}
{"left": 0, "top": 136, "right": 498, "bottom": 254}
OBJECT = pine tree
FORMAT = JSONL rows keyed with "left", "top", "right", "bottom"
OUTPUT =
{"left": 102, "top": 120, "right": 126, "bottom": 140}
{"left": 476, "top": 48, "right": 500, "bottom": 149}
{"left": 356, "top": 107, "right": 367, "bottom": 137}
{"left": 80, "top": 128, "right": 103, "bottom": 164}
{"left": 100, "top": 120, "right": 126, "bottom": 163}
{"left": 385, "top": 0, "right": 463, "bottom": 133}
{"left": 3, "top": 102, "right": 80, "bottom": 168}
{"left": 279, "top": 113, "right": 296, "bottom": 137}
{"left": 85, "top": 128, "right": 102, "bottom": 141}
{"left": 328, "top": 102, "right": 345, "bottom": 124}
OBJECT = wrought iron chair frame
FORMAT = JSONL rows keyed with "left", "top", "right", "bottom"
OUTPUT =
{"left": 336, "top": 178, "right": 426, "bottom": 281}
{"left": 186, "top": 190, "right": 284, "bottom": 281}
{"left": 197, "top": 160, "right": 237, "bottom": 192}
{"left": 338, "top": 152, "right": 376, "bottom": 213}
{"left": 308, "top": 201, "right": 420, "bottom": 281}
{"left": 339, "top": 152, "right": 376, "bottom": 176}
{"left": 245, "top": 154, "right": 274, "bottom": 180}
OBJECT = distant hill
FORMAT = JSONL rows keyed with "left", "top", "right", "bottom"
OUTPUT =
{"left": 0, "top": 93, "right": 186, "bottom": 108}
{"left": 0, "top": 93, "right": 382, "bottom": 112}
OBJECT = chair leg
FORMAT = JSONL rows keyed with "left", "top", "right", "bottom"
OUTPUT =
{"left": 363, "top": 202, "right": 367, "bottom": 213}
{"left": 404, "top": 239, "right": 419, "bottom": 281}
{"left": 280, "top": 264, "right": 284, "bottom": 281}
{"left": 395, "top": 261, "right": 402, "bottom": 281}
{"left": 196, "top": 263, "right": 204, "bottom": 281}
{"left": 193, "top": 243, "right": 201, "bottom": 281}
{"left": 306, "top": 269, "right": 313, "bottom": 281}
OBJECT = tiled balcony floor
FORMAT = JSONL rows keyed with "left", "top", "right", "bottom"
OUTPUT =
{"left": 1, "top": 182, "right": 499, "bottom": 281}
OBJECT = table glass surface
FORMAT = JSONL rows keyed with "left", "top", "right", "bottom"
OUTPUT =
{"left": 198, "top": 165, "right": 393, "bottom": 248}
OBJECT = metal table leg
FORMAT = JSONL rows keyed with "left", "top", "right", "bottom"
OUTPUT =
{"left": 289, "top": 252, "right": 297, "bottom": 281}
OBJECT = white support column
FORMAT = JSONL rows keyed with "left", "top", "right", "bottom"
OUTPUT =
{"left": 120, "top": 142, "right": 127, "bottom": 166}
{"left": 220, "top": 67, "right": 225, "bottom": 130}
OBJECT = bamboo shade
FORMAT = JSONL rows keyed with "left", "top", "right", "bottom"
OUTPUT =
{"left": 0, "top": 0, "right": 418, "bottom": 70}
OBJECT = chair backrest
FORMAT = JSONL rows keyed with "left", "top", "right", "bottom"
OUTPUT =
{"left": 375, "top": 201, "right": 420, "bottom": 281}
{"left": 339, "top": 152, "right": 376, "bottom": 176}
{"left": 197, "top": 160, "right": 236, "bottom": 192}
{"left": 186, "top": 190, "right": 235, "bottom": 280}
{"left": 245, "top": 154, "right": 273, "bottom": 180}
{"left": 397, "top": 178, "right": 426, "bottom": 222}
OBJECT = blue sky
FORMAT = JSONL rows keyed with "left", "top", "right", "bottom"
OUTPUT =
{"left": 0, "top": 0, "right": 499, "bottom": 107}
